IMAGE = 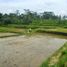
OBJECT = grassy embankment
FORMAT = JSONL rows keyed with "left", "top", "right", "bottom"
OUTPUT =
{"left": 41, "top": 42, "right": 67, "bottom": 67}
{"left": 0, "top": 26, "right": 27, "bottom": 37}
{"left": 0, "top": 26, "right": 26, "bottom": 34}
{"left": 0, "top": 26, "right": 67, "bottom": 36}
{"left": 36, "top": 28, "right": 67, "bottom": 36}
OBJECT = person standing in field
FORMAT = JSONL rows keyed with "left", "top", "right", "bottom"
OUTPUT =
{"left": 27, "top": 28, "right": 32, "bottom": 33}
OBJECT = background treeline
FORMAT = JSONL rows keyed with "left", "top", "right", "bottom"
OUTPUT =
{"left": 0, "top": 9, "right": 67, "bottom": 29}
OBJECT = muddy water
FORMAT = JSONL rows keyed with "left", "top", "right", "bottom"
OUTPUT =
{"left": 0, "top": 34, "right": 67, "bottom": 67}
{"left": 0, "top": 33, "right": 17, "bottom": 37}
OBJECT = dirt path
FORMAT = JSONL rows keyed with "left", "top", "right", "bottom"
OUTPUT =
{"left": 0, "top": 35, "right": 66, "bottom": 67}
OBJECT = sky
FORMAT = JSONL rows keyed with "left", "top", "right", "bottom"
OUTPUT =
{"left": 0, "top": 0, "right": 67, "bottom": 15}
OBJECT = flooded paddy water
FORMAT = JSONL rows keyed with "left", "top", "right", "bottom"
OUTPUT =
{"left": 0, "top": 33, "right": 18, "bottom": 38}
{"left": 0, "top": 33, "right": 67, "bottom": 67}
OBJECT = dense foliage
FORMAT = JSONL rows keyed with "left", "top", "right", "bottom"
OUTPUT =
{"left": 0, "top": 9, "right": 67, "bottom": 28}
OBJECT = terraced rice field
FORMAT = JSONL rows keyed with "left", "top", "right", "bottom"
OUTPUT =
{"left": 0, "top": 33, "right": 66, "bottom": 67}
